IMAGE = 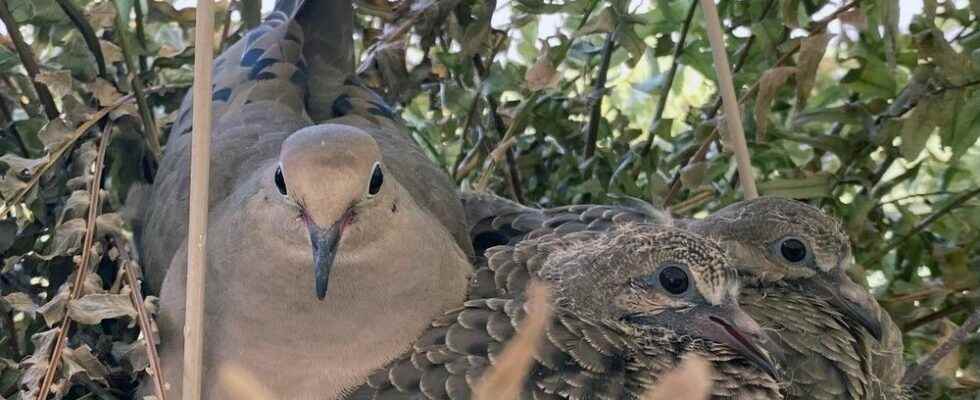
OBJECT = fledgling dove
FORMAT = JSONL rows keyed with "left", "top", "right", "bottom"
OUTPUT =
{"left": 348, "top": 223, "right": 783, "bottom": 399}
{"left": 137, "top": 1, "right": 474, "bottom": 398}
{"left": 461, "top": 193, "right": 905, "bottom": 400}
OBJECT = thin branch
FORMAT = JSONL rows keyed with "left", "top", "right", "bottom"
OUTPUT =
{"left": 474, "top": 54, "right": 526, "bottom": 204}
{"left": 54, "top": 0, "right": 109, "bottom": 80}
{"left": 0, "top": 0, "right": 60, "bottom": 120}
{"left": 184, "top": 0, "right": 216, "bottom": 397}
{"left": 880, "top": 190, "right": 961, "bottom": 206}
{"left": 0, "top": 92, "right": 147, "bottom": 217}
{"left": 902, "top": 309, "right": 980, "bottom": 386}
{"left": 114, "top": 3, "right": 162, "bottom": 160}
{"left": 698, "top": 0, "right": 758, "bottom": 199}
{"left": 218, "top": 0, "right": 236, "bottom": 51}
{"left": 582, "top": 30, "right": 617, "bottom": 161}
{"left": 0, "top": 302, "right": 19, "bottom": 356}
{"left": 118, "top": 249, "right": 166, "bottom": 399}
{"left": 239, "top": 0, "right": 261, "bottom": 30}
{"left": 36, "top": 119, "right": 114, "bottom": 400}
{"left": 133, "top": 0, "right": 150, "bottom": 75}
{"left": 873, "top": 187, "right": 980, "bottom": 260}
{"left": 902, "top": 301, "right": 974, "bottom": 332}
{"left": 641, "top": 0, "right": 698, "bottom": 157}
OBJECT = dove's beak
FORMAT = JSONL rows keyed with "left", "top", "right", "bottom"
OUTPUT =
{"left": 306, "top": 209, "right": 352, "bottom": 300}
{"left": 811, "top": 268, "right": 883, "bottom": 341}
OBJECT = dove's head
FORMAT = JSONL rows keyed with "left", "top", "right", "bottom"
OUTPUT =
{"left": 542, "top": 223, "right": 780, "bottom": 379}
{"left": 683, "top": 196, "right": 883, "bottom": 340}
{"left": 275, "top": 123, "right": 396, "bottom": 299}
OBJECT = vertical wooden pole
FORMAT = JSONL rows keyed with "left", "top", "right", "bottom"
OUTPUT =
{"left": 698, "top": 0, "right": 759, "bottom": 199}
{"left": 184, "top": 0, "right": 214, "bottom": 399}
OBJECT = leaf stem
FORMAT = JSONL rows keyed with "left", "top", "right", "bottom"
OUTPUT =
{"left": 54, "top": 0, "right": 109, "bottom": 81}
{"left": 641, "top": 0, "right": 698, "bottom": 158}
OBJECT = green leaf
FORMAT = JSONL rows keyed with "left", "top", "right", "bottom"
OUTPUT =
{"left": 757, "top": 173, "right": 832, "bottom": 199}
{"left": 945, "top": 89, "right": 980, "bottom": 161}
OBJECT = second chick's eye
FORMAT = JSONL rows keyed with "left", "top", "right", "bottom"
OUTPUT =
{"left": 779, "top": 238, "right": 808, "bottom": 263}
{"left": 367, "top": 163, "right": 383, "bottom": 196}
{"left": 658, "top": 266, "right": 689, "bottom": 295}
{"left": 274, "top": 166, "right": 287, "bottom": 195}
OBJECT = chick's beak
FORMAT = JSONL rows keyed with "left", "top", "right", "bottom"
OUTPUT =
{"left": 306, "top": 210, "right": 351, "bottom": 300}
{"left": 626, "top": 305, "right": 782, "bottom": 379}
{"left": 810, "top": 268, "right": 883, "bottom": 341}
{"left": 695, "top": 305, "right": 781, "bottom": 379}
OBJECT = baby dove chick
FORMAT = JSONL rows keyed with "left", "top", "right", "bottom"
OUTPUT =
{"left": 348, "top": 223, "right": 782, "bottom": 399}
{"left": 461, "top": 194, "right": 903, "bottom": 400}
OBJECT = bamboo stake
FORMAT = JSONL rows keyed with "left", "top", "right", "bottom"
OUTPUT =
{"left": 697, "top": 0, "right": 758, "bottom": 199}
{"left": 184, "top": 0, "right": 214, "bottom": 399}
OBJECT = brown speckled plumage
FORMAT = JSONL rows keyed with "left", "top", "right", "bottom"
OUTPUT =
{"left": 458, "top": 193, "right": 904, "bottom": 400}
{"left": 348, "top": 223, "right": 782, "bottom": 400}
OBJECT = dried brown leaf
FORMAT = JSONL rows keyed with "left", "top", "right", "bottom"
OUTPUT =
{"left": 36, "top": 70, "right": 74, "bottom": 99}
{"left": 62, "top": 345, "right": 109, "bottom": 384}
{"left": 796, "top": 33, "right": 831, "bottom": 109}
{"left": 838, "top": 8, "right": 867, "bottom": 30}
{"left": 679, "top": 161, "right": 708, "bottom": 190}
{"left": 38, "top": 118, "right": 75, "bottom": 151}
{"left": 577, "top": 7, "right": 617, "bottom": 36}
{"left": 88, "top": 78, "right": 123, "bottom": 107}
{"left": 68, "top": 292, "right": 137, "bottom": 325}
{"left": 100, "top": 40, "right": 124, "bottom": 64}
{"left": 640, "top": 355, "right": 712, "bottom": 400}
{"left": 0, "top": 154, "right": 49, "bottom": 200}
{"left": 754, "top": 66, "right": 797, "bottom": 142}
{"left": 37, "top": 291, "right": 68, "bottom": 327}
{"left": 525, "top": 42, "right": 560, "bottom": 91}
{"left": 473, "top": 282, "right": 553, "bottom": 400}
{"left": 915, "top": 29, "right": 980, "bottom": 85}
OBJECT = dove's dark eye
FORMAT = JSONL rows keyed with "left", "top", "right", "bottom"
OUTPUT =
{"left": 367, "top": 163, "right": 383, "bottom": 196}
{"left": 658, "top": 266, "right": 689, "bottom": 295}
{"left": 274, "top": 166, "right": 287, "bottom": 195}
{"left": 779, "top": 238, "right": 808, "bottom": 263}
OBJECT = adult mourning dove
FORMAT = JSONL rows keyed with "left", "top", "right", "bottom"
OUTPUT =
{"left": 461, "top": 194, "right": 905, "bottom": 400}
{"left": 348, "top": 223, "right": 783, "bottom": 399}
{"left": 137, "top": 1, "right": 474, "bottom": 398}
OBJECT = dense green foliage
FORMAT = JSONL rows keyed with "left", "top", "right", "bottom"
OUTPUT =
{"left": 0, "top": 0, "right": 977, "bottom": 398}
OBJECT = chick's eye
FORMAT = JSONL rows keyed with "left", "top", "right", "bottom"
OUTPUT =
{"left": 274, "top": 166, "right": 287, "bottom": 196}
{"left": 658, "top": 266, "right": 689, "bottom": 295}
{"left": 368, "top": 163, "right": 383, "bottom": 196}
{"left": 779, "top": 238, "right": 808, "bottom": 263}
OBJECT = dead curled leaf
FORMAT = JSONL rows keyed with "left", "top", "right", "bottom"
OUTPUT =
{"left": 754, "top": 66, "right": 798, "bottom": 142}
{"left": 525, "top": 42, "right": 560, "bottom": 91}
{"left": 68, "top": 292, "right": 138, "bottom": 325}
{"left": 796, "top": 33, "right": 831, "bottom": 109}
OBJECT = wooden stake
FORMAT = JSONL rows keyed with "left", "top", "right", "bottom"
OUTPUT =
{"left": 697, "top": 0, "right": 759, "bottom": 199}
{"left": 184, "top": 1, "right": 214, "bottom": 399}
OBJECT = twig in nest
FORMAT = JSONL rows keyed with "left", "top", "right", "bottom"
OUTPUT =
{"left": 116, "top": 241, "right": 166, "bottom": 400}
{"left": 36, "top": 119, "right": 115, "bottom": 400}
{"left": 473, "top": 282, "right": 553, "bottom": 400}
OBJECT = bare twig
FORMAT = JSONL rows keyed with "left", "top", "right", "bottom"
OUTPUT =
{"left": 0, "top": 0, "right": 60, "bottom": 119}
{"left": 184, "top": 1, "right": 216, "bottom": 398}
{"left": 583, "top": 30, "right": 617, "bottom": 161}
{"left": 219, "top": 0, "right": 236, "bottom": 51}
{"left": 133, "top": 0, "right": 150, "bottom": 75}
{"left": 641, "top": 0, "right": 698, "bottom": 158}
{"left": 36, "top": 119, "right": 114, "bottom": 400}
{"left": 902, "top": 309, "right": 980, "bottom": 386}
{"left": 902, "top": 301, "right": 975, "bottom": 332}
{"left": 473, "top": 54, "right": 526, "bottom": 204}
{"left": 114, "top": 2, "right": 162, "bottom": 160}
{"left": 473, "top": 282, "right": 553, "bottom": 400}
{"left": 54, "top": 0, "right": 109, "bottom": 80}
{"left": 873, "top": 188, "right": 980, "bottom": 260}
{"left": 121, "top": 257, "right": 166, "bottom": 399}
{"left": 698, "top": 0, "right": 758, "bottom": 199}
{"left": 0, "top": 92, "right": 146, "bottom": 217}
{"left": 661, "top": 0, "right": 856, "bottom": 206}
